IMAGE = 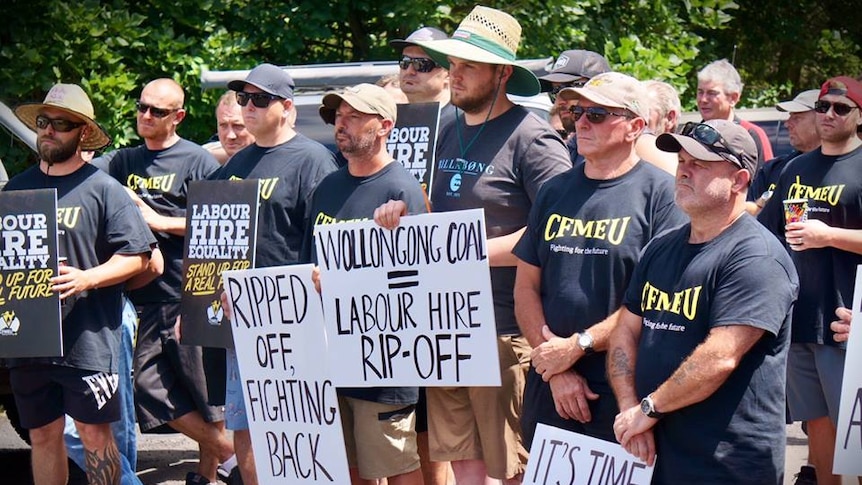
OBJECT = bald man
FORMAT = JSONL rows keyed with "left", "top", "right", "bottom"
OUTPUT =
{"left": 94, "top": 78, "right": 236, "bottom": 484}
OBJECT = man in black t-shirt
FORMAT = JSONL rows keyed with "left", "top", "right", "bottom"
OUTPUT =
{"left": 9, "top": 83, "right": 153, "bottom": 485}
{"left": 312, "top": 83, "right": 426, "bottom": 485}
{"left": 759, "top": 76, "right": 862, "bottom": 485}
{"left": 609, "top": 119, "right": 798, "bottom": 484}
{"left": 97, "top": 78, "right": 234, "bottom": 485}
{"left": 513, "top": 72, "right": 686, "bottom": 449}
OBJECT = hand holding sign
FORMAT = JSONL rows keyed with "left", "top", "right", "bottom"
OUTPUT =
{"left": 832, "top": 306, "right": 852, "bottom": 343}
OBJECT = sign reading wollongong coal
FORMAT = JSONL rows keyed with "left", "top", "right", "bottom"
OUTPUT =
{"left": 0, "top": 189, "right": 62, "bottom": 358}
{"left": 314, "top": 209, "right": 500, "bottom": 387}
{"left": 181, "top": 179, "right": 259, "bottom": 348}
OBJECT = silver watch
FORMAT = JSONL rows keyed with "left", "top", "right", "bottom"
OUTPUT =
{"left": 576, "top": 331, "right": 595, "bottom": 354}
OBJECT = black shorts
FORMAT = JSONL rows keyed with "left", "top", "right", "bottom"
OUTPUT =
{"left": 133, "top": 302, "right": 224, "bottom": 431}
{"left": 10, "top": 364, "right": 121, "bottom": 429}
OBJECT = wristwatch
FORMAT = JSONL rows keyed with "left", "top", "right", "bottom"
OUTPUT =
{"left": 755, "top": 189, "right": 773, "bottom": 209}
{"left": 576, "top": 331, "right": 595, "bottom": 355}
{"left": 640, "top": 394, "right": 665, "bottom": 419}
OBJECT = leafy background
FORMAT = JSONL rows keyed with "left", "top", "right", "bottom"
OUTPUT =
{"left": 1, "top": 0, "right": 860, "bottom": 174}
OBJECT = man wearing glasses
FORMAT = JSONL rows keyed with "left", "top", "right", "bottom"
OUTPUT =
{"left": 609, "top": 119, "right": 798, "bottom": 485}
{"left": 95, "top": 78, "right": 235, "bottom": 485}
{"left": 210, "top": 63, "right": 337, "bottom": 485}
{"left": 392, "top": 27, "right": 454, "bottom": 124}
{"left": 538, "top": 49, "right": 610, "bottom": 162}
{"left": 758, "top": 76, "right": 862, "bottom": 485}
{"left": 513, "top": 72, "right": 685, "bottom": 450}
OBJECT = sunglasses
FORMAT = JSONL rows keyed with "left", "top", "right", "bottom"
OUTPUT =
{"left": 236, "top": 91, "right": 282, "bottom": 108}
{"left": 136, "top": 101, "right": 178, "bottom": 118}
{"left": 548, "top": 79, "right": 588, "bottom": 101}
{"left": 35, "top": 115, "right": 84, "bottom": 132}
{"left": 814, "top": 100, "right": 859, "bottom": 116}
{"left": 398, "top": 56, "right": 438, "bottom": 73}
{"left": 569, "top": 105, "right": 632, "bottom": 124}
{"left": 678, "top": 122, "right": 746, "bottom": 169}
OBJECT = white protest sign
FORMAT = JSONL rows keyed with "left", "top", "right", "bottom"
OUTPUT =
{"left": 833, "top": 265, "right": 862, "bottom": 474}
{"left": 223, "top": 264, "right": 349, "bottom": 483}
{"left": 525, "top": 424, "right": 654, "bottom": 485}
{"left": 314, "top": 208, "right": 500, "bottom": 387}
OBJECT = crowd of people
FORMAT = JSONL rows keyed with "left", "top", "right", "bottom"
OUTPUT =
{"left": 4, "top": 4, "right": 862, "bottom": 485}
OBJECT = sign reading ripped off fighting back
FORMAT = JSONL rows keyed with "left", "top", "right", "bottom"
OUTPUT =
{"left": 181, "top": 179, "right": 259, "bottom": 348}
{"left": 223, "top": 264, "right": 348, "bottom": 484}
{"left": 314, "top": 208, "right": 500, "bottom": 387}
{"left": 833, "top": 265, "right": 862, "bottom": 474}
{"left": 0, "top": 189, "right": 62, "bottom": 358}
{"left": 524, "top": 424, "right": 655, "bottom": 485}
{"left": 386, "top": 102, "right": 440, "bottom": 194}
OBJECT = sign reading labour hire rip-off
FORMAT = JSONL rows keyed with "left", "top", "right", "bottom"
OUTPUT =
{"left": 223, "top": 264, "right": 349, "bottom": 483}
{"left": 180, "top": 179, "right": 259, "bottom": 348}
{"left": 314, "top": 208, "right": 500, "bottom": 387}
{"left": 0, "top": 189, "right": 62, "bottom": 358}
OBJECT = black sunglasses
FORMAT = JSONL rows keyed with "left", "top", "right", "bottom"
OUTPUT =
{"left": 569, "top": 105, "right": 632, "bottom": 124}
{"left": 398, "top": 56, "right": 438, "bottom": 73}
{"left": 548, "top": 79, "right": 588, "bottom": 101}
{"left": 236, "top": 91, "right": 282, "bottom": 108}
{"left": 136, "top": 101, "right": 178, "bottom": 118}
{"left": 35, "top": 115, "right": 84, "bottom": 132}
{"left": 814, "top": 100, "right": 859, "bottom": 116}
{"left": 678, "top": 122, "right": 746, "bottom": 169}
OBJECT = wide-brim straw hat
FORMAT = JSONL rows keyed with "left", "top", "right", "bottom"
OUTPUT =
{"left": 414, "top": 6, "right": 540, "bottom": 96}
{"left": 15, "top": 83, "right": 111, "bottom": 151}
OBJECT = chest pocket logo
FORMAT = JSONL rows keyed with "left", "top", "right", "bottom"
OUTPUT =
{"left": 449, "top": 173, "right": 462, "bottom": 193}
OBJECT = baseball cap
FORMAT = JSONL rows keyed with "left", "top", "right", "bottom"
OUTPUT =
{"left": 775, "top": 89, "right": 819, "bottom": 113}
{"left": 390, "top": 26, "right": 448, "bottom": 51}
{"left": 227, "top": 63, "right": 295, "bottom": 100}
{"left": 819, "top": 76, "right": 862, "bottom": 107}
{"left": 657, "top": 119, "right": 758, "bottom": 179}
{"left": 319, "top": 83, "right": 398, "bottom": 125}
{"left": 559, "top": 72, "right": 649, "bottom": 119}
{"left": 538, "top": 49, "right": 611, "bottom": 92}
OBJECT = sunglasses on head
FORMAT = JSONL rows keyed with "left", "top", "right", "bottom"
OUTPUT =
{"left": 236, "top": 91, "right": 282, "bottom": 108}
{"left": 569, "top": 105, "right": 632, "bottom": 124}
{"left": 399, "top": 56, "right": 438, "bottom": 73}
{"left": 136, "top": 101, "right": 178, "bottom": 118}
{"left": 678, "top": 122, "right": 746, "bottom": 169}
{"left": 35, "top": 115, "right": 84, "bottom": 132}
{"left": 814, "top": 100, "right": 859, "bottom": 116}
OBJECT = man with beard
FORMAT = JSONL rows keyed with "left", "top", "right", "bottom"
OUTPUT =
{"left": 95, "top": 78, "right": 235, "bottom": 485}
{"left": 212, "top": 63, "right": 337, "bottom": 485}
{"left": 374, "top": 6, "right": 572, "bottom": 484}
{"left": 759, "top": 76, "right": 862, "bottom": 485}
{"left": 539, "top": 49, "right": 610, "bottom": 162}
{"left": 610, "top": 119, "right": 798, "bottom": 484}
{"left": 8, "top": 83, "right": 154, "bottom": 485}
{"left": 304, "top": 83, "right": 426, "bottom": 485}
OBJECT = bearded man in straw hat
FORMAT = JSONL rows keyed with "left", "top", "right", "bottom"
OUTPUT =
{"left": 374, "top": 6, "right": 571, "bottom": 483}
{"left": 8, "top": 83, "right": 155, "bottom": 485}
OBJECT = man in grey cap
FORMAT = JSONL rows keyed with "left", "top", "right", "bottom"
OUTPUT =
{"left": 391, "top": 27, "right": 452, "bottom": 116}
{"left": 306, "top": 83, "right": 426, "bottom": 485}
{"left": 746, "top": 89, "right": 821, "bottom": 215}
{"left": 539, "top": 49, "right": 611, "bottom": 161}
{"left": 609, "top": 119, "right": 798, "bottom": 484}
{"left": 211, "top": 62, "right": 337, "bottom": 485}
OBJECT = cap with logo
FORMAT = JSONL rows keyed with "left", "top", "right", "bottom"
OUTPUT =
{"left": 558, "top": 72, "right": 649, "bottom": 120}
{"left": 538, "top": 49, "right": 611, "bottom": 92}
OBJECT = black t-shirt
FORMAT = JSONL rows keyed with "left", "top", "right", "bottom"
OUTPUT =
{"left": 746, "top": 150, "right": 801, "bottom": 203}
{"left": 432, "top": 105, "right": 572, "bottom": 335}
{"left": 97, "top": 138, "right": 219, "bottom": 303}
{"left": 758, "top": 146, "right": 862, "bottom": 345}
{"left": 624, "top": 215, "right": 798, "bottom": 484}
{"left": 210, "top": 134, "right": 337, "bottom": 268}
{"left": 514, "top": 161, "right": 686, "bottom": 389}
{"left": 4, "top": 164, "right": 154, "bottom": 372}
{"left": 305, "top": 161, "right": 427, "bottom": 405}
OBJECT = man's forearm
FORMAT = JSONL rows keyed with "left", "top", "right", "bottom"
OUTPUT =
{"left": 607, "top": 309, "right": 642, "bottom": 408}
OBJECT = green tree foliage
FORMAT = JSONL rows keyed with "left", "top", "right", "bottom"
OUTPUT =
{"left": 1, "top": 0, "right": 859, "bottom": 175}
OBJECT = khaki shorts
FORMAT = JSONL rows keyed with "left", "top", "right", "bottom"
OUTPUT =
{"left": 338, "top": 395, "right": 420, "bottom": 479}
{"left": 427, "top": 335, "right": 531, "bottom": 480}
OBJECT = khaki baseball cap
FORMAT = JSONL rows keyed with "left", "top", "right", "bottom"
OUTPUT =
{"left": 319, "top": 84, "right": 398, "bottom": 125}
{"left": 558, "top": 72, "right": 649, "bottom": 120}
